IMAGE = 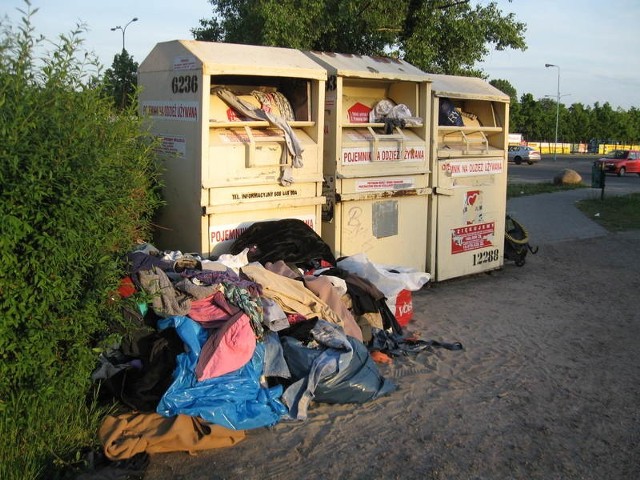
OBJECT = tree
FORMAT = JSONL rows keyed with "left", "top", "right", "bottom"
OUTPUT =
{"left": 489, "top": 78, "right": 517, "bottom": 103}
{"left": 538, "top": 97, "right": 558, "bottom": 142}
{"left": 490, "top": 78, "right": 520, "bottom": 132}
{"left": 103, "top": 49, "right": 138, "bottom": 110}
{"left": 592, "top": 102, "right": 617, "bottom": 143}
{"left": 192, "top": 0, "right": 527, "bottom": 76}
{"left": 514, "top": 93, "right": 543, "bottom": 141}
{"left": 624, "top": 107, "right": 640, "bottom": 144}
{"left": 566, "top": 103, "right": 592, "bottom": 143}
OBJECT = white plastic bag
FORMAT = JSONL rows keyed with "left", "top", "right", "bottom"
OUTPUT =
{"left": 337, "top": 253, "right": 430, "bottom": 313}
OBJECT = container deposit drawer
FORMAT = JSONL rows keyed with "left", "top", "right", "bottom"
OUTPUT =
{"left": 205, "top": 127, "right": 321, "bottom": 187}
{"left": 338, "top": 127, "right": 428, "bottom": 177}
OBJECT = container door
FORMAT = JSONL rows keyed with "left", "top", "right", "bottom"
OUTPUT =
{"left": 327, "top": 175, "right": 430, "bottom": 271}
{"left": 433, "top": 157, "right": 506, "bottom": 281}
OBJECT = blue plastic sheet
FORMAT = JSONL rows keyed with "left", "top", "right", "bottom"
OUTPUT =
{"left": 156, "top": 316, "right": 287, "bottom": 430}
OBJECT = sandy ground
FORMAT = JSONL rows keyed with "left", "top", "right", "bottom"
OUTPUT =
{"left": 144, "top": 230, "right": 640, "bottom": 480}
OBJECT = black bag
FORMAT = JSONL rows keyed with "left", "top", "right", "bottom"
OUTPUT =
{"left": 438, "top": 97, "right": 463, "bottom": 126}
{"left": 504, "top": 215, "right": 538, "bottom": 266}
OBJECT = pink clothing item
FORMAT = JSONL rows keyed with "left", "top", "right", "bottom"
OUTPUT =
{"left": 188, "top": 291, "right": 241, "bottom": 327}
{"left": 195, "top": 312, "right": 256, "bottom": 381}
{"left": 302, "top": 274, "right": 363, "bottom": 341}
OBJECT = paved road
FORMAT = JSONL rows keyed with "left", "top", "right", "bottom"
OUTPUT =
{"left": 507, "top": 154, "right": 640, "bottom": 192}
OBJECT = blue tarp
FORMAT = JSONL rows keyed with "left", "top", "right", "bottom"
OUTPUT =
{"left": 156, "top": 316, "right": 287, "bottom": 430}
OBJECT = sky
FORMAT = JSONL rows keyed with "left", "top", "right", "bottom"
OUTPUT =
{"left": 2, "top": 0, "right": 639, "bottom": 110}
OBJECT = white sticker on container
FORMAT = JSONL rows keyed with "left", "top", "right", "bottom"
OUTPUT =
{"left": 356, "top": 177, "right": 415, "bottom": 192}
{"left": 441, "top": 159, "right": 504, "bottom": 177}
{"left": 209, "top": 214, "right": 316, "bottom": 247}
{"left": 341, "top": 145, "right": 425, "bottom": 164}
{"left": 173, "top": 56, "right": 197, "bottom": 71}
{"left": 141, "top": 101, "right": 199, "bottom": 121}
{"left": 156, "top": 135, "right": 186, "bottom": 158}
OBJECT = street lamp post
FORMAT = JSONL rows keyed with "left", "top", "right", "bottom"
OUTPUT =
{"left": 111, "top": 17, "right": 138, "bottom": 52}
{"left": 545, "top": 63, "right": 560, "bottom": 161}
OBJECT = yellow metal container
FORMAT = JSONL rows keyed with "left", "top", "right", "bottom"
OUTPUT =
{"left": 427, "top": 74, "right": 510, "bottom": 281}
{"left": 306, "top": 51, "right": 432, "bottom": 271}
{"left": 138, "top": 41, "right": 327, "bottom": 256}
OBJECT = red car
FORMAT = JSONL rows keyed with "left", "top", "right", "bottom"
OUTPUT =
{"left": 598, "top": 149, "right": 640, "bottom": 176}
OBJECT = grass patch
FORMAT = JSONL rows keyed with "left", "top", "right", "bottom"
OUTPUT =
{"left": 576, "top": 193, "right": 640, "bottom": 231}
{"left": 0, "top": 387, "right": 110, "bottom": 479}
{"left": 507, "top": 182, "right": 588, "bottom": 199}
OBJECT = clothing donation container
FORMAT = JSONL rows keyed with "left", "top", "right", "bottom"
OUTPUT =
{"left": 138, "top": 41, "right": 326, "bottom": 257}
{"left": 306, "top": 51, "right": 432, "bottom": 271}
{"left": 427, "top": 74, "right": 510, "bottom": 281}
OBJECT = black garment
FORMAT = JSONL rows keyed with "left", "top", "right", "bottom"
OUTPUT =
{"left": 98, "top": 328, "right": 185, "bottom": 412}
{"left": 370, "top": 328, "right": 464, "bottom": 357}
{"left": 125, "top": 251, "right": 174, "bottom": 275}
{"left": 74, "top": 451, "right": 149, "bottom": 480}
{"left": 382, "top": 117, "right": 406, "bottom": 134}
{"left": 438, "top": 97, "right": 463, "bottom": 126}
{"left": 277, "top": 317, "right": 319, "bottom": 344}
{"left": 229, "top": 219, "right": 336, "bottom": 269}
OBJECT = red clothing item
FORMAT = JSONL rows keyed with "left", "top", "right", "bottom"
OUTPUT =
{"left": 117, "top": 276, "right": 137, "bottom": 298}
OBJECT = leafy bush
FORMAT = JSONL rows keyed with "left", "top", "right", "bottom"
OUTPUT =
{"left": 0, "top": 5, "right": 162, "bottom": 478}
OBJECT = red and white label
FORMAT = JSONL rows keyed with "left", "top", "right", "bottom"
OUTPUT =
{"left": 347, "top": 102, "right": 372, "bottom": 123}
{"left": 451, "top": 222, "right": 495, "bottom": 254}
{"left": 342, "top": 146, "right": 425, "bottom": 164}
{"left": 441, "top": 159, "right": 503, "bottom": 177}
{"left": 210, "top": 215, "right": 316, "bottom": 247}
{"left": 394, "top": 289, "right": 413, "bottom": 327}
{"left": 173, "top": 55, "right": 197, "bottom": 71}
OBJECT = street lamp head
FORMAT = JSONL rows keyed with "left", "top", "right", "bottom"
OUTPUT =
{"left": 545, "top": 63, "right": 557, "bottom": 68}
{"left": 111, "top": 17, "right": 139, "bottom": 52}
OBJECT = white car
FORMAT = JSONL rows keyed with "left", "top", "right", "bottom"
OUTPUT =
{"left": 508, "top": 145, "right": 541, "bottom": 165}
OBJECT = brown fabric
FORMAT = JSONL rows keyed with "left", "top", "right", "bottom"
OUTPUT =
{"left": 241, "top": 263, "right": 344, "bottom": 329}
{"left": 265, "top": 260, "right": 363, "bottom": 341}
{"left": 341, "top": 293, "right": 383, "bottom": 344}
{"left": 99, "top": 412, "right": 245, "bottom": 460}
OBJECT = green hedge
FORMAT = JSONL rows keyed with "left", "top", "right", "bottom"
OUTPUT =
{"left": 0, "top": 7, "right": 162, "bottom": 478}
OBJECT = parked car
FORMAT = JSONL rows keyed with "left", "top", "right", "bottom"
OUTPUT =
{"left": 508, "top": 145, "right": 541, "bottom": 165}
{"left": 597, "top": 149, "right": 640, "bottom": 176}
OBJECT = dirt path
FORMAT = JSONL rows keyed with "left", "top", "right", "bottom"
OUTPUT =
{"left": 144, "top": 230, "right": 640, "bottom": 480}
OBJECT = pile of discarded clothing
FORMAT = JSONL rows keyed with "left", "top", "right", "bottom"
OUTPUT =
{"left": 92, "top": 219, "right": 460, "bottom": 468}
